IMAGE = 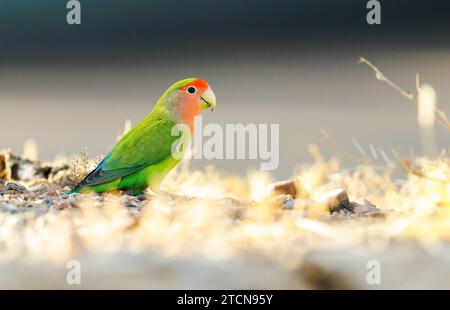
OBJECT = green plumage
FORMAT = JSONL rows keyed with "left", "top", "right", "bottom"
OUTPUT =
{"left": 69, "top": 78, "right": 197, "bottom": 195}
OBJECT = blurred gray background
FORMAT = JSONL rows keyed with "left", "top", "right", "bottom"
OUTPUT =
{"left": 1, "top": 0, "right": 449, "bottom": 178}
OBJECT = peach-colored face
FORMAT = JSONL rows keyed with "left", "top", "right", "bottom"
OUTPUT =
{"left": 176, "top": 78, "right": 215, "bottom": 131}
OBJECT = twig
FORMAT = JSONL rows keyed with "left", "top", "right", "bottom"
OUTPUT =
{"left": 359, "top": 57, "right": 450, "bottom": 131}
{"left": 359, "top": 57, "right": 414, "bottom": 100}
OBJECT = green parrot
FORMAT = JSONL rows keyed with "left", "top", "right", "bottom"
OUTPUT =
{"left": 69, "top": 78, "right": 216, "bottom": 195}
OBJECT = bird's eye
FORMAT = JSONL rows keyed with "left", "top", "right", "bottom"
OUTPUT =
{"left": 187, "top": 86, "right": 197, "bottom": 94}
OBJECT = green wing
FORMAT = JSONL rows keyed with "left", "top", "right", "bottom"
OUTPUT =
{"left": 73, "top": 118, "right": 181, "bottom": 189}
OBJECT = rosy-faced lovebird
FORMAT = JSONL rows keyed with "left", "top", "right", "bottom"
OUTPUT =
{"left": 69, "top": 78, "right": 216, "bottom": 195}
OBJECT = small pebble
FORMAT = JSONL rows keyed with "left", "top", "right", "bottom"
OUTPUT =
{"left": 318, "top": 189, "right": 353, "bottom": 213}
{"left": 269, "top": 178, "right": 309, "bottom": 199}
{"left": 5, "top": 182, "right": 28, "bottom": 193}
{"left": 352, "top": 200, "right": 382, "bottom": 217}
{"left": 136, "top": 194, "right": 147, "bottom": 201}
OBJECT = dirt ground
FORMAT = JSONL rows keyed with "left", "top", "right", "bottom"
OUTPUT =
{"left": 1, "top": 146, "right": 449, "bottom": 289}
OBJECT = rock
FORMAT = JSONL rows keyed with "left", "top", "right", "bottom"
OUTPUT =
{"left": 136, "top": 194, "right": 147, "bottom": 201}
{"left": 318, "top": 189, "right": 352, "bottom": 213}
{"left": 352, "top": 199, "right": 382, "bottom": 217}
{"left": 5, "top": 182, "right": 28, "bottom": 193}
{"left": 269, "top": 178, "right": 308, "bottom": 199}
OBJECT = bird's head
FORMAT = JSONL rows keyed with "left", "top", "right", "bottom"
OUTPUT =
{"left": 158, "top": 78, "right": 216, "bottom": 125}
{"left": 178, "top": 78, "right": 216, "bottom": 112}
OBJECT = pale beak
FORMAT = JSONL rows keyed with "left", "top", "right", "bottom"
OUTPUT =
{"left": 200, "top": 87, "right": 216, "bottom": 111}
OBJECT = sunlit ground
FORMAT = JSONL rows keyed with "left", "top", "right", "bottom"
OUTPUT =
{"left": 0, "top": 141, "right": 449, "bottom": 288}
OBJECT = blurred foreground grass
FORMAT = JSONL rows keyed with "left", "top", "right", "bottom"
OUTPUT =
{"left": 0, "top": 143, "right": 449, "bottom": 288}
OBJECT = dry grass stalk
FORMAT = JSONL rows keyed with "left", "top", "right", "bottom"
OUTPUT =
{"left": 359, "top": 57, "right": 450, "bottom": 131}
{"left": 317, "top": 58, "right": 449, "bottom": 183}
{"left": 71, "top": 147, "right": 103, "bottom": 183}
